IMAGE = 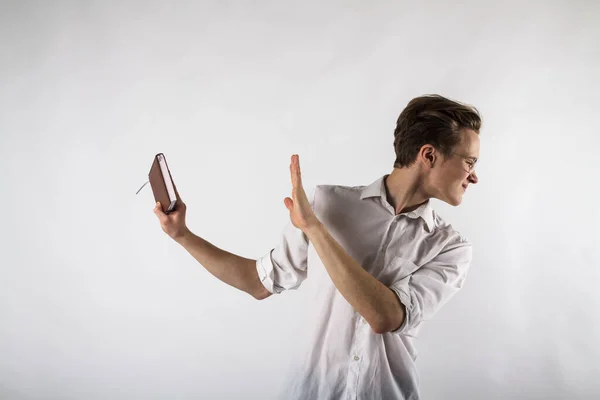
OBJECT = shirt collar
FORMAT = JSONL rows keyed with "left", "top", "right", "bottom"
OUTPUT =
{"left": 360, "top": 175, "right": 435, "bottom": 232}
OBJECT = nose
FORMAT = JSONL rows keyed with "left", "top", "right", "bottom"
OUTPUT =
{"left": 468, "top": 169, "right": 478, "bottom": 184}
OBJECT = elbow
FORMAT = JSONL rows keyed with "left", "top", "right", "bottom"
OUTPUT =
{"left": 371, "top": 305, "right": 406, "bottom": 334}
{"left": 368, "top": 316, "right": 395, "bottom": 335}
{"left": 251, "top": 285, "right": 273, "bottom": 301}
{"left": 371, "top": 319, "right": 402, "bottom": 335}
{"left": 371, "top": 324, "right": 388, "bottom": 335}
{"left": 371, "top": 320, "right": 398, "bottom": 334}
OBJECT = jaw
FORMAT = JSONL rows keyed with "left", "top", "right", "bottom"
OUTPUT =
{"left": 424, "top": 179, "right": 465, "bottom": 207}
{"left": 444, "top": 189, "right": 464, "bottom": 207}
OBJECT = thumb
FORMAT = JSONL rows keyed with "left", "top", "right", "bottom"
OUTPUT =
{"left": 284, "top": 197, "right": 293, "bottom": 211}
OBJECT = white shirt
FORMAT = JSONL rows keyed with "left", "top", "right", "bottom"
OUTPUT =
{"left": 256, "top": 175, "right": 472, "bottom": 400}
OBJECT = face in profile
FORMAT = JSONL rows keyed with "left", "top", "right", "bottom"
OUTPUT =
{"left": 429, "top": 129, "right": 480, "bottom": 206}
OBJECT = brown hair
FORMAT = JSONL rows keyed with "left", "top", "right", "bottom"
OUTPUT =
{"left": 393, "top": 94, "right": 481, "bottom": 168}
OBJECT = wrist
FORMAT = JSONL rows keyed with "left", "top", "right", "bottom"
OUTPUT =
{"left": 174, "top": 227, "right": 193, "bottom": 245}
{"left": 304, "top": 220, "right": 325, "bottom": 240}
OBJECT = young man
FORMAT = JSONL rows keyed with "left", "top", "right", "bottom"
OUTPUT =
{"left": 154, "top": 94, "right": 481, "bottom": 399}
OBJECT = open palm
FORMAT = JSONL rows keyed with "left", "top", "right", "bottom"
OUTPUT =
{"left": 284, "top": 154, "right": 320, "bottom": 232}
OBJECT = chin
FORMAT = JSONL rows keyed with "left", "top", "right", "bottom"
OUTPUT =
{"left": 447, "top": 194, "right": 463, "bottom": 206}
{"left": 435, "top": 189, "right": 464, "bottom": 206}
{"left": 438, "top": 196, "right": 461, "bottom": 207}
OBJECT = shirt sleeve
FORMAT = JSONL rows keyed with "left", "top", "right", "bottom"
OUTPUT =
{"left": 255, "top": 188, "right": 316, "bottom": 294}
{"left": 389, "top": 237, "right": 472, "bottom": 334}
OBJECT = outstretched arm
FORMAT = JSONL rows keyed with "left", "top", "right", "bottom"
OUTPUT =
{"left": 154, "top": 181, "right": 271, "bottom": 300}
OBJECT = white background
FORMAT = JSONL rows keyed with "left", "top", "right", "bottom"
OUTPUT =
{"left": 1, "top": 1, "right": 599, "bottom": 399}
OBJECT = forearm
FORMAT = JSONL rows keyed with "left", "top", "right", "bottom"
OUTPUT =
{"left": 305, "top": 222, "right": 404, "bottom": 333}
{"left": 174, "top": 229, "right": 269, "bottom": 299}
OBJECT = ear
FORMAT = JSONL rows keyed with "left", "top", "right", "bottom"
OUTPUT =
{"left": 420, "top": 145, "right": 436, "bottom": 168}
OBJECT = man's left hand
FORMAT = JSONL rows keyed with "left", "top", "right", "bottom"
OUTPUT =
{"left": 284, "top": 154, "right": 321, "bottom": 233}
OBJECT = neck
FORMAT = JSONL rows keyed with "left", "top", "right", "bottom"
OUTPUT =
{"left": 384, "top": 167, "right": 430, "bottom": 215}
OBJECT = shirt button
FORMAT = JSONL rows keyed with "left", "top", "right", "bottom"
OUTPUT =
{"left": 354, "top": 356, "right": 360, "bottom": 361}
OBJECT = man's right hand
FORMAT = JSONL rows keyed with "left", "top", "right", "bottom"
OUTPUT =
{"left": 154, "top": 183, "right": 189, "bottom": 241}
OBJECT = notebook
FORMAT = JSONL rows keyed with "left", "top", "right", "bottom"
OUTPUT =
{"left": 149, "top": 153, "right": 178, "bottom": 213}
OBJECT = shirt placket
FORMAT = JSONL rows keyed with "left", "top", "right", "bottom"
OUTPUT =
{"left": 345, "top": 216, "right": 399, "bottom": 400}
{"left": 345, "top": 316, "right": 368, "bottom": 400}
{"left": 370, "top": 215, "right": 400, "bottom": 278}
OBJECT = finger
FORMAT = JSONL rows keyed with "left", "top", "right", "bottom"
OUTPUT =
{"left": 290, "top": 154, "right": 301, "bottom": 186}
{"left": 284, "top": 197, "right": 293, "bottom": 211}
{"left": 154, "top": 202, "right": 166, "bottom": 218}
{"left": 289, "top": 160, "right": 297, "bottom": 198}
{"left": 296, "top": 155, "right": 303, "bottom": 186}
{"left": 291, "top": 155, "right": 304, "bottom": 197}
